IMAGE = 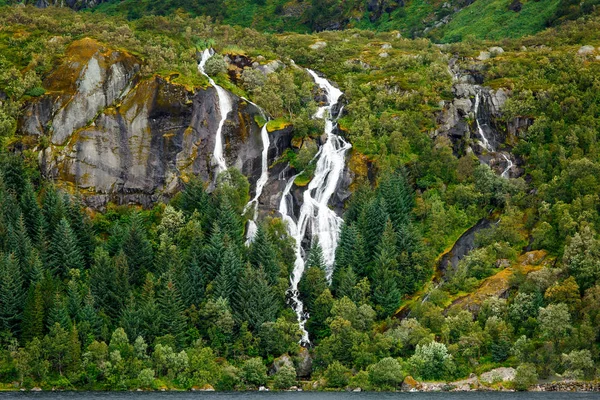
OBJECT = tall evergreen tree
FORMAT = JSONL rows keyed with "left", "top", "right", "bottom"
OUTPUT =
{"left": 21, "top": 283, "right": 45, "bottom": 343}
{"left": 0, "top": 253, "right": 25, "bottom": 334}
{"left": 20, "top": 180, "right": 44, "bottom": 242}
{"left": 47, "top": 293, "right": 71, "bottom": 330}
{"left": 249, "top": 224, "right": 279, "bottom": 284}
{"left": 122, "top": 212, "right": 153, "bottom": 286}
{"left": 216, "top": 196, "right": 244, "bottom": 246}
{"left": 212, "top": 245, "right": 242, "bottom": 302}
{"left": 336, "top": 266, "right": 358, "bottom": 303}
{"left": 306, "top": 239, "right": 326, "bottom": 271}
{"left": 157, "top": 275, "right": 187, "bottom": 347}
{"left": 66, "top": 195, "right": 95, "bottom": 266}
{"left": 377, "top": 170, "right": 412, "bottom": 233}
{"left": 179, "top": 238, "right": 207, "bottom": 308}
{"left": 358, "top": 196, "right": 390, "bottom": 263}
{"left": 372, "top": 220, "right": 402, "bottom": 317}
{"left": 203, "top": 224, "right": 226, "bottom": 281}
{"left": 48, "top": 218, "right": 84, "bottom": 279}
{"left": 233, "top": 265, "right": 278, "bottom": 331}
{"left": 299, "top": 265, "right": 328, "bottom": 313}
{"left": 89, "top": 248, "right": 121, "bottom": 320}
{"left": 42, "top": 186, "right": 66, "bottom": 238}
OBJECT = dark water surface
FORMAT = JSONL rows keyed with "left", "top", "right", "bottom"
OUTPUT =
{"left": 0, "top": 392, "right": 599, "bottom": 400}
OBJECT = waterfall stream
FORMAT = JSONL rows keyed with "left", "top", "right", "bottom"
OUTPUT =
{"left": 279, "top": 69, "right": 352, "bottom": 345}
{"left": 473, "top": 87, "right": 514, "bottom": 179}
{"left": 198, "top": 49, "right": 232, "bottom": 176}
{"left": 241, "top": 98, "right": 270, "bottom": 245}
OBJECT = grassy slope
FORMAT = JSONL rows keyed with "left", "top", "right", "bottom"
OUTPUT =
{"left": 434, "top": 0, "right": 563, "bottom": 42}
{"left": 89, "top": 0, "right": 578, "bottom": 42}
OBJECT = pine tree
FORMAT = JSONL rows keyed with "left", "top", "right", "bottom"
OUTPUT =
{"left": 42, "top": 186, "right": 66, "bottom": 238}
{"left": 66, "top": 194, "right": 95, "bottom": 266}
{"left": 306, "top": 239, "right": 326, "bottom": 271}
{"left": 138, "top": 275, "right": 160, "bottom": 344}
{"left": 203, "top": 224, "right": 226, "bottom": 280}
{"left": 336, "top": 266, "right": 358, "bottom": 302}
{"left": 0, "top": 253, "right": 25, "bottom": 334}
{"left": 122, "top": 212, "right": 153, "bottom": 286}
{"left": 21, "top": 283, "right": 45, "bottom": 342}
{"left": 157, "top": 274, "right": 187, "bottom": 347}
{"left": 212, "top": 245, "right": 242, "bottom": 302}
{"left": 90, "top": 248, "right": 121, "bottom": 320}
{"left": 233, "top": 265, "right": 278, "bottom": 331}
{"left": 358, "top": 196, "right": 390, "bottom": 263}
{"left": 377, "top": 169, "right": 412, "bottom": 233}
{"left": 299, "top": 266, "right": 328, "bottom": 313}
{"left": 119, "top": 296, "right": 142, "bottom": 343}
{"left": 78, "top": 290, "right": 100, "bottom": 345}
{"left": 48, "top": 218, "right": 84, "bottom": 279}
{"left": 8, "top": 215, "right": 36, "bottom": 284}
{"left": 179, "top": 238, "right": 206, "bottom": 308}
{"left": 306, "top": 288, "right": 334, "bottom": 341}
{"left": 154, "top": 234, "right": 182, "bottom": 276}
{"left": 47, "top": 293, "right": 71, "bottom": 330}
{"left": 20, "top": 180, "right": 44, "bottom": 242}
{"left": 217, "top": 196, "right": 244, "bottom": 246}
{"left": 372, "top": 220, "right": 402, "bottom": 317}
{"left": 179, "top": 177, "right": 213, "bottom": 225}
{"left": 249, "top": 224, "right": 279, "bottom": 284}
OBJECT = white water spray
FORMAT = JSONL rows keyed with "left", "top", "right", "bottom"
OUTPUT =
{"left": 279, "top": 69, "right": 352, "bottom": 345}
{"left": 474, "top": 89, "right": 514, "bottom": 179}
{"left": 198, "top": 49, "right": 232, "bottom": 176}
{"left": 241, "top": 98, "right": 271, "bottom": 245}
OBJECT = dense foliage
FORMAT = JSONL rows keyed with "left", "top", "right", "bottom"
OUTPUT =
{"left": 1, "top": 2, "right": 600, "bottom": 391}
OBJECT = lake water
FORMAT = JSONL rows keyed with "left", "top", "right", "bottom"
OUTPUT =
{"left": 0, "top": 392, "right": 598, "bottom": 400}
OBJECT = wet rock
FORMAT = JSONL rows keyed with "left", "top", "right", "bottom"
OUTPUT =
{"left": 295, "top": 347, "right": 313, "bottom": 378}
{"left": 271, "top": 354, "right": 294, "bottom": 375}
{"left": 578, "top": 45, "right": 595, "bottom": 56}
{"left": 489, "top": 47, "right": 505, "bottom": 56}
{"left": 480, "top": 367, "right": 516, "bottom": 384}
{"left": 477, "top": 51, "right": 490, "bottom": 61}
{"left": 402, "top": 376, "right": 420, "bottom": 391}
{"left": 508, "top": 0, "right": 522, "bottom": 11}
{"left": 309, "top": 41, "right": 327, "bottom": 50}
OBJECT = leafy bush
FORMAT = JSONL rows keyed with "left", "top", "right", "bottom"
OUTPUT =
{"left": 273, "top": 364, "right": 296, "bottom": 389}
{"left": 513, "top": 364, "right": 538, "bottom": 391}
{"left": 204, "top": 54, "right": 228, "bottom": 77}
{"left": 367, "top": 357, "right": 404, "bottom": 390}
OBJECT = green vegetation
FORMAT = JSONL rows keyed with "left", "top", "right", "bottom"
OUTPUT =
{"left": 1, "top": 0, "right": 600, "bottom": 392}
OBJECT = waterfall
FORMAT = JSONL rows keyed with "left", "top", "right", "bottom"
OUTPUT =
{"left": 278, "top": 69, "right": 352, "bottom": 345}
{"left": 474, "top": 92, "right": 492, "bottom": 152}
{"left": 241, "top": 98, "right": 271, "bottom": 245}
{"left": 473, "top": 88, "right": 514, "bottom": 179}
{"left": 198, "top": 49, "right": 231, "bottom": 176}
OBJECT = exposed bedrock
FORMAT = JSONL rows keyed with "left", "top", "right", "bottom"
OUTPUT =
{"left": 19, "top": 38, "right": 295, "bottom": 210}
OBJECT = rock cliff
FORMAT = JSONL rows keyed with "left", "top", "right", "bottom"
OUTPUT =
{"left": 19, "top": 38, "right": 294, "bottom": 209}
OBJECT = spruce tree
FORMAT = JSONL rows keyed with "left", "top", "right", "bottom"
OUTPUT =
{"left": 78, "top": 290, "right": 100, "bottom": 345}
{"left": 336, "top": 266, "right": 358, "bottom": 302}
{"left": 48, "top": 218, "right": 84, "bottom": 279}
{"left": 20, "top": 180, "right": 44, "bottom": 243}
{"left": 216, "top": 196, "right": 244, "bottom": 246}
{"left": 249, "top": 224, "right": 279, "bottom": 285}
{"left": 299, "top": 265, "right": 328, "bottom": 313}
{"left": 122, "top": 212, "right": 153, "bottom": 286}
{"left": 179, "top": 239, "right": 206, "bottom": 308}
{"left": 358, "top": 196, "right": 390, "bottom": 263}
{"left": 157, "top": 275, "right": 187, "bottom": 347}
{"left": 90, "top": 248, "right": 121, "bottom": 320}
{"left": 306, "top": 239, "right": 326, "bottom": 271}
{"left": 372, "top": 220, "right": 402, "bottom": 317}
{"left": 138, "top": 275, "right": 160, "bottom": 344}
{"left": 47, "top": 293, "right": 71, "bottom": 330}
{"left": 42, "top": 186, "right": 66, "bottom": 238}
{"left": 204, "top": 224, "right": 226, "bottom": 281}
{"left": 0, "top": 253, "right": 25, "bottom": 334}
{"left": 66, "top": 195, "right": 95, "bottom": 266}
{"left": 212, "top": 245, "right": 242, "bottom": 302}
{"left": 233, "top": 265, "right": 278, "bottom": 331}
{"left": 21, "top": 283, "right": 45, "bottom": 343}
{"left": 377, "top": 170, "right": 412, "bottom": 233}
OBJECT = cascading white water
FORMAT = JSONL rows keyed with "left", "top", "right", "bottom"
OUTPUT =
{"left": 198, "top": 49, "right": 232, "bottom": 175}
{"left": 278, "top": 69, "right": 352, "bottom": 345}
{"left": 474, "top": 92, "right": 492, "bottom": 152}
{"left": 474, "top": 88, "right": 514, "bottom": 179}
{"left": 241, "top": 98, "right": 271, "bottom": 245}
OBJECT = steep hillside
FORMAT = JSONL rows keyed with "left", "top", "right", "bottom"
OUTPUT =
{"left": 1, "top": 3, "right": 600, "bottom": 392}
{"left": 6, "top": 0, "right": 600, "bottom": 40}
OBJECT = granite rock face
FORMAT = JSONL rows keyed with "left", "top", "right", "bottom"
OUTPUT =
{"left": 20, "top": 38, "right": 294, "bottom": 210}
